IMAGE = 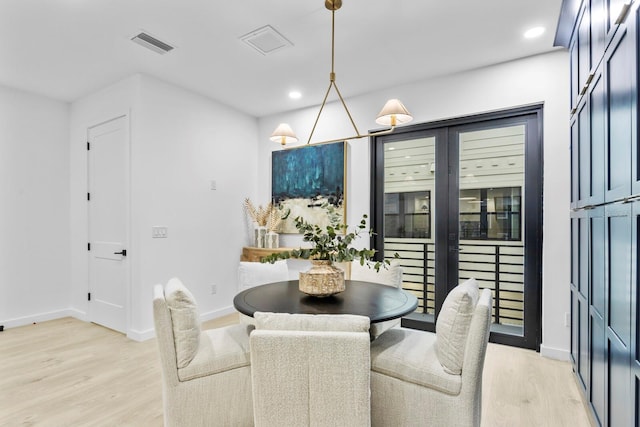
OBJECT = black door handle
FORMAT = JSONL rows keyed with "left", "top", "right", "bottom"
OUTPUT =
{"left": 114, "top": 249, "right": 127, "bottom": 256}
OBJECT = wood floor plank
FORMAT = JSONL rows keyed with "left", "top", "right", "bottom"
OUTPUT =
{"left": 481, "top": 343, "right": 594, "bottom": 427}
{"left": 0, "top": 316, "right": 594, "bottom": 426}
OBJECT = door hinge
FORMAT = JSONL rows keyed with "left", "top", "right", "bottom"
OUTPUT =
{"left": 88, "top": 242, "right": 91, "bottom": 251}
{"left": 87, "top": 192, "right": 90, "bottom": 201}
{"left": 87, "top": 141, "right": 90, "bottom": 150}
{"left": 88, "top": 292, "right": 91, "bottom": 301}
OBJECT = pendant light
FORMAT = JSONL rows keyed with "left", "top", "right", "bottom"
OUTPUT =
{"left": 270, "top": 0, "right": 412, "bottom": 146}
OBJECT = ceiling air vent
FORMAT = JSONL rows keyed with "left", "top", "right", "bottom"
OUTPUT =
{"left": 240, "top": 25, "right": 293, "bottom": 56}
{"left": 131, "top": 31, "right": 175, "bottom": 55}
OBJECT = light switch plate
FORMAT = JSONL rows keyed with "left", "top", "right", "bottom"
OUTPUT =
{"left": 152, "top": 226, "right": 168, "bottom": 238}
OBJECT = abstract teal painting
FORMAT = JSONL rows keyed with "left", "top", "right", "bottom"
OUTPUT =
{"left": 272, "top": 141, "right": 346, "bottom": 233}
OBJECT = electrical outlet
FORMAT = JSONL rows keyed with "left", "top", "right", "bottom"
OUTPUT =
{"left": 210, "top": 284, "right": 217, "bottom": 295}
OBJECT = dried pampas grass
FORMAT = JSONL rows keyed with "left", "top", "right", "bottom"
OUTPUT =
{"left": 266, "top": 207, "right": 284, "bottom": 232}
{"left": 243, "top": 198, "right": 285, "bottom": 232}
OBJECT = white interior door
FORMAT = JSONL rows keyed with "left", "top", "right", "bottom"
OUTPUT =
{"left": 88, "top": 115, "right": 129, "bottom": 333}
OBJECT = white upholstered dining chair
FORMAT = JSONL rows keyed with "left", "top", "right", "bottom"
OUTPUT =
{"left": 249, "top": 312, "right": 372, "bottom": 427}
{"left": 237, "top": 260, "right": 290, "bottom": 325}
{"left": 237, "top": 259, "right": 290, "bottom": 292}
{"left": 350, "top": 259, "right": 404, "bottom": 338}
{"left": 153, "top": 278, "right": 254, "bottom": 427}
{"left": 369, "top": 278, "right": 492, "bottom": 427}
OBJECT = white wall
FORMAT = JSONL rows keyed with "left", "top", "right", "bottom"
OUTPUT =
{"left": 70, "top": 74, "right": 258, "bottom": 339}
{"left": 0, "top": 84, "right": 71, "bottom": 327}
{"left": 131, "top": 76, "right": 258, "bottom": 337}
{"left": 258, "top": 50, "right": 571, "bottom": 359}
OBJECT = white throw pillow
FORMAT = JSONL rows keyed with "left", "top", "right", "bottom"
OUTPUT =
{"left": 435, "top": 278, "right": 480, "bottom": 375}
{"left": 164, "top": 278, "right": 201, "bottom": 368}
{"left": 254, "top": 312, "right": 370, "bottom": 333}
{"left": 350, "top": 259, "right": 403, "bottom": 288}
{"left": 238, "top": 260, "right": 289, "bottom": 291}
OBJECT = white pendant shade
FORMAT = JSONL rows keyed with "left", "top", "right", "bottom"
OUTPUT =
{"left": 270, "top": 123, "right": 298, "bottom": 145}
{"left": 375, "top": 99, "right": 413, "bottom": 126}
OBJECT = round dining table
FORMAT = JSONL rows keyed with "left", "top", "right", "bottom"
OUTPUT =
{"left": 233, "top": 279, "right": 418, "bottom": 323}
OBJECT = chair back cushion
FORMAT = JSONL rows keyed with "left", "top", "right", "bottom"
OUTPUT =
{"left": 250, "top": 313, "right": 371, "bottom": 426}
{"left": 254, "top": 311, "right": 370, "bottom": 333}
{"left": 165, "top": 278, "right": 201, "bottom": 368}
{"left": 435, "top": 278, "right": 480, "bottom": 374}
{"left": 238, "top": 260, "right": 289, "bottom": 291}
{"left": 350, "top": 259, "right": 403, "bottom": 288}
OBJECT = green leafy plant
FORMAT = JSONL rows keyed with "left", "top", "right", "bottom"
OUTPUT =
{"left": 261, "top": 213, "right": 395, "bottom": 272}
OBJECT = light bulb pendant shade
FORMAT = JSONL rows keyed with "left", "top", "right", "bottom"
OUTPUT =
{"left": 270, "top": 123, "right": 298, "bottom": 146}
{"left": 375, "top": 99, "right": 413, "bottom": 126}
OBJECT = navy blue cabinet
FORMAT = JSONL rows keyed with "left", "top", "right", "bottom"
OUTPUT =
{"left": 561, "top": 0, "right": 639, "bottom": 425}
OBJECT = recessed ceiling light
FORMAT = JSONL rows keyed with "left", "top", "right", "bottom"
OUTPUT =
{"left": 524, "top": 26, "right": 545, "bottom": 39}
{"left": 289, "top": 91, "right": 302, "bottom": 99}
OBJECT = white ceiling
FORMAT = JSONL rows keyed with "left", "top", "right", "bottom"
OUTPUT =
{"left": 0, "top": 0, "right": 564, "bottom": 118}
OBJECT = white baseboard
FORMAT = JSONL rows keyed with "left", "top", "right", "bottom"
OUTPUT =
{"left": 2, "top": 306, "right": 238, "bottom": 342}
{"left": 128, "top": 328, "right": 155, "bottom": 342}
{"left": 200, "top": 305, "right": 237, "bottom": 323}
{"left": 68, "top": 308, "right": 88, "bottom": 322}
{"left": 1, "top": 308, "right": 81, "bottom": 329}
{"left": 540, "top": 343, "right": 570, "bottom": 361}
{"left": 127, "top": 305, "right": 238, "bottom": 342}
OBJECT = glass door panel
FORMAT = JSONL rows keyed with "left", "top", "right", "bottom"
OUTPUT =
{"left": 458, "top": 124, "right": 526, "bottom": 337}
{"left": 382, "top": 137, "right": 436, "bottom": 319}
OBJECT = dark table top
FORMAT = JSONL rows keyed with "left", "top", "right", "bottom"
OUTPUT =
{"left": 233, "top": 280, "right": 418, "bottom": 323}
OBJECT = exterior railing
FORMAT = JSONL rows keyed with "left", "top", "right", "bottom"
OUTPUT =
{"left": 384, "top": 239, "right": 524, "bottom": 326}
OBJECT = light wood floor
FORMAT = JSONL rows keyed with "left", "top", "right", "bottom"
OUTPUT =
{"left": 0, "top": 315, "right": 594, "bottom": 426}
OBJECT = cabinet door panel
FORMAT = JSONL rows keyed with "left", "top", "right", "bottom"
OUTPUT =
{"left": 571, "top": 39, "right": 580, "bottom": 111}
{"left": 572, "top": 291, "right": 579, "bottom": 367}
{"left": 579, "top": 299, "right": 590, "bottom": 388}
{"left": 579, "top": 7, "right": 592, "bottom": 89}
{"left": 605, "top": 28, "right": 633, "bottom": 201}
{"left": 591, "top": 212, "right": 606, "bottom": 316}
{"left": 571, "top": 117, "right": 579, "bottom": 208}
{"left": 609, "top": 334, "right": 632, "bottom": 427}
{"left": 571, "top": 214, "right": 580, "bottom": 370}
{"left": 636, "top": 377, "right": 640, "bottom": 427}
{"left": 580, "top": 215, "right": 590, "bottom": 297}
{"left": 592, "top": 0, "right": 607, "bottom": 60}
{"left": 591, "top": 312, "right": 606, "bottom": 426}
{"left": 590, "top": 73, "right": 606, "bottom": 205}
{"left": 630, "top": 4, "right": 640, "bottom": 195}
{"left": 579, "top": 103, "right": 591, "bottom": 206}
{"left": 607, "top": 205, "right": 632, "bottom": 346}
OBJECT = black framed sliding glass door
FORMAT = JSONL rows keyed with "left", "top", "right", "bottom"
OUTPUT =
{"left": 371, "top": 105, "right": 543, "bottom": 350}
